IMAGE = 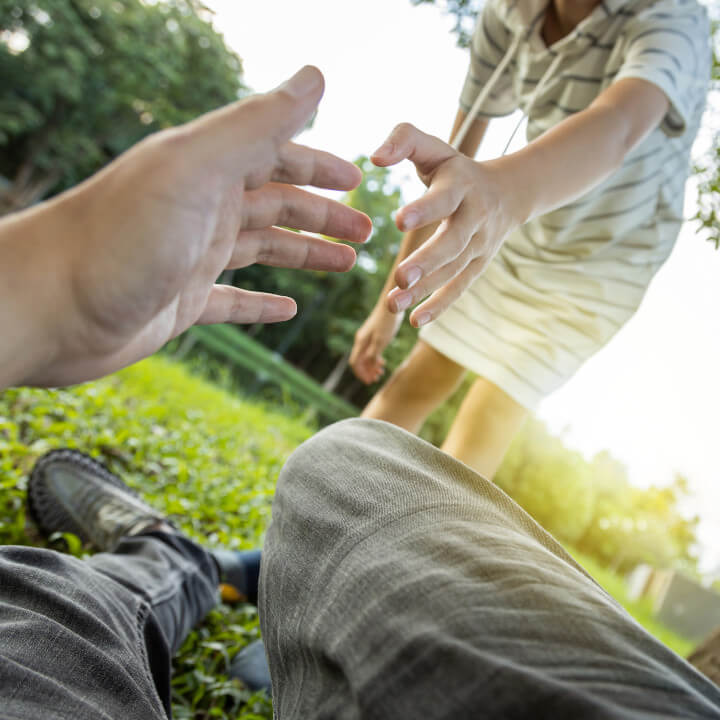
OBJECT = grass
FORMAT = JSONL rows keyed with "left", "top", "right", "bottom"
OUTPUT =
{"left": 0, "top": 355, "right": 312, "bottom": 719}
{"left": 0, "top": 355, "right": 697, "bottom": 716}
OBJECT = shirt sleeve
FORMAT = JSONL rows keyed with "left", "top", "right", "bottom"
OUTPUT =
{"left": 459, "top": 0, "right": 518, "bottom": 118}
{"left": 613, "top": 0, "right": 711, "bottom": 137}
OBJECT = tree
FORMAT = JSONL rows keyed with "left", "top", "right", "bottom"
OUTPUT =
{"left": 0, "top": 0, "right": 243, "bottom": 213}
{"left": 694, "top": 20, "right": 720, "bottom": 248}
{"left": 496, "top": 418, "right": 597, "bottom": 545}
{"left": 493, "top": 422, "right": 700, "bottom": 574}
{"left": 409, "top": 0, "right": 483, "bottom": 48}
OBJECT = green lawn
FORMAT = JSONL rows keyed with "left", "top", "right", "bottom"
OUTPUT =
{"left": 0, "top": 355, "right": 696, "bottom": 717}
{"left": 0, "top": 356, "right": 311, "bottom": 719}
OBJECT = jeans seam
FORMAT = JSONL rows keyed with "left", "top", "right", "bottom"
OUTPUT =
{"left": 135, "top": 599, "right": 172, "bottom": 720}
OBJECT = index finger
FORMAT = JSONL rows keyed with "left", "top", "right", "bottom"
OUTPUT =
{"left": 242, "top": 184, "right": 372, "bottom": 242}
{"left": 273, "top": 143, "right": 363, "bottom": 191}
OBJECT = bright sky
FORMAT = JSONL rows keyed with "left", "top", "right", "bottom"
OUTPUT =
{"left": 206, "top": 0, "right": 720, "bottom": 572}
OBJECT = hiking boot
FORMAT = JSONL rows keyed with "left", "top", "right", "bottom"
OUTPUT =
{"left": 28, "top": 449, "right": 166, "bottom": 551}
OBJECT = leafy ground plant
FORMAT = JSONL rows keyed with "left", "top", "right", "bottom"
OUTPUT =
{"left": 0, "top": 355, "right": 311, "bottom": 718}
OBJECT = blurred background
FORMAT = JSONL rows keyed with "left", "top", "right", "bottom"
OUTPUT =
{"left": 1, "top": 0, "right": 719, "bottom": 716}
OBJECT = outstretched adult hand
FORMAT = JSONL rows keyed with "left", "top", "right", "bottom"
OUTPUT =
{"left": 1, "top": 66, "right": 371, "bottom": 388}
{"left": 371, "top": 122, "right": 519, "bottom": 328}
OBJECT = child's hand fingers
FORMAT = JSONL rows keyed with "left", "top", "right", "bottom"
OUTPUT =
{"left": 350, "top": 329, "right": 385, "bottom": 385}
{"left": 231, "top": 227, "right": 357, "bottom": 272}
{"left": 394, "top": 204, "right": 477, "bottom": 290}
{"left": 350, "top": 343, "right": 378, "bottom": 385}
{"left": 371, "top": 123, "right": 456, "bottom": 177}
{"left": 408, "top": 257, "right": 487, "bottom": 328}
{"left": 395, "top": 163, "right": 466, "bottom": 233}
{"left": 241, "top": 184, "right": 372, "bottom": 242}
{"left": 272, "top": 143, "right": 363, "bottom": 191}
{"left": 387, "top": 249, "right": 473, "bottom": 313}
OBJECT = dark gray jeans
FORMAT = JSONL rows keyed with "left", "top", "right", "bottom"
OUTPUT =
{"left": 260, "top": 419, "right": 720, "bottom": 719}
{"left": 2, "top": 418, "right": 720, "bottom": 719}
{"left": 0, "top": 531, "right": 218, "bottom": 720}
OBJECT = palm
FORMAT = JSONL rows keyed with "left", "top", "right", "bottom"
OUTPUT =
{"left": 48, "top": 68, "right": 371, "bottom": 386}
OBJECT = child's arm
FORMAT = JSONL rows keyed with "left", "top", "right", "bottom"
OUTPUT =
{"left": 349, "top": 109, "right": 488, "bottom": 385}
{"left": 371, "top": 77, "right": 669, "bottom": 329}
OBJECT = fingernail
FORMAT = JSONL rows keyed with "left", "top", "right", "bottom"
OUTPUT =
{"left": 264, "top": 297, "right": 297, "bottom": 322}
{"left": 394, "top": 294, "right": 412, "bottom": 312}
{"left": 280, "top": 66, "right": 323, "bottom": 98}
{"left": 415, "top": 312, "right": 431, "bottom": 327}
{"left": 373, "top": 142, "right": 394, "bottom": 157}
{"left": 405, "top": 266, "right": 422, "bottom": 288}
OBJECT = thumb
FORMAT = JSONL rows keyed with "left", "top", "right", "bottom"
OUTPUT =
{"left": 370, "top": 122, "right": 456, "bottom": 177}
{"left": 181, "top": 66, "right": 325, "bottom": 182}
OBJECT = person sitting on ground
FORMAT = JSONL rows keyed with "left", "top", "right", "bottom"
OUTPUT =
{"left": 1, "top": 66, "right": 719, "bottom": 720}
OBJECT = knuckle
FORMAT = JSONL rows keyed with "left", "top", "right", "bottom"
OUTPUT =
{"left": 157, "top": 125, "right": 194, "bottom": 150}
{"left": 444, "top": 154, "right": 465, "bottom": 174}
{"left": 394, "top": 121, "right": 416, "bottom": 137}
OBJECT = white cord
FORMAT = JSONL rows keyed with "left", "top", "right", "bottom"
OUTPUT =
{"left": 455, "top": 39, "right": 564, "bottom": 158}
{"left": 501, "top": 112, "right": 526, "bottom": 156}
{"left": 451, "top": 33, "right": 523, "bottom": 151}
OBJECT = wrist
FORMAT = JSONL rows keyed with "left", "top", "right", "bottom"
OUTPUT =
{"left": 0, "top": 198, "right": 75, "bottom": 388}
{"left": 372, "top": 301, "right": 398, "bottom": 320}
{"left": 482, "top": 153, "right": 534, "bottom": 227}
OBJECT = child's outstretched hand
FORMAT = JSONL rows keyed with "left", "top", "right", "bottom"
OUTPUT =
{"left": 371, "top": 123, "right": 521, "bottom": 328}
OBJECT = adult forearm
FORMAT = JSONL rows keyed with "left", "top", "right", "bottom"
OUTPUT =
{"left": 0, "top": 201, "right": 70, "bottom": 389}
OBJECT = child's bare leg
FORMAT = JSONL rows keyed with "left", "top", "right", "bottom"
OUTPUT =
{"left": 362, "top": 340, "right": 466, "bottom": 434}
{"left": 442, "top": 376, "right": 527, "bottom": 479}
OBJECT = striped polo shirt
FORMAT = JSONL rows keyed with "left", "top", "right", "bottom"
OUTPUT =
{"left": 419, "top": 0, "right": 711, "bottom": 409}
{"left": 460, "top": 0, "right": 710, "bottom": 266}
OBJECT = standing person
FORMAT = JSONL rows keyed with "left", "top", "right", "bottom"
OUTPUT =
{"left": 349, "top": 0, "right": 710, "bottom": 479}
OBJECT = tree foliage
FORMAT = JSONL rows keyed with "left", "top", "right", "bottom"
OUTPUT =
{"left": 0, "top": 0, "right": 243, "bottom": 212}
{"left": 694, "top": 20, "right": 720, "bottom": 248}
{"left": 495, "top": 419, "right": 700, "bottom": 574}
{"left": 410, "top": 0, "right": 483, "bottom": 47}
